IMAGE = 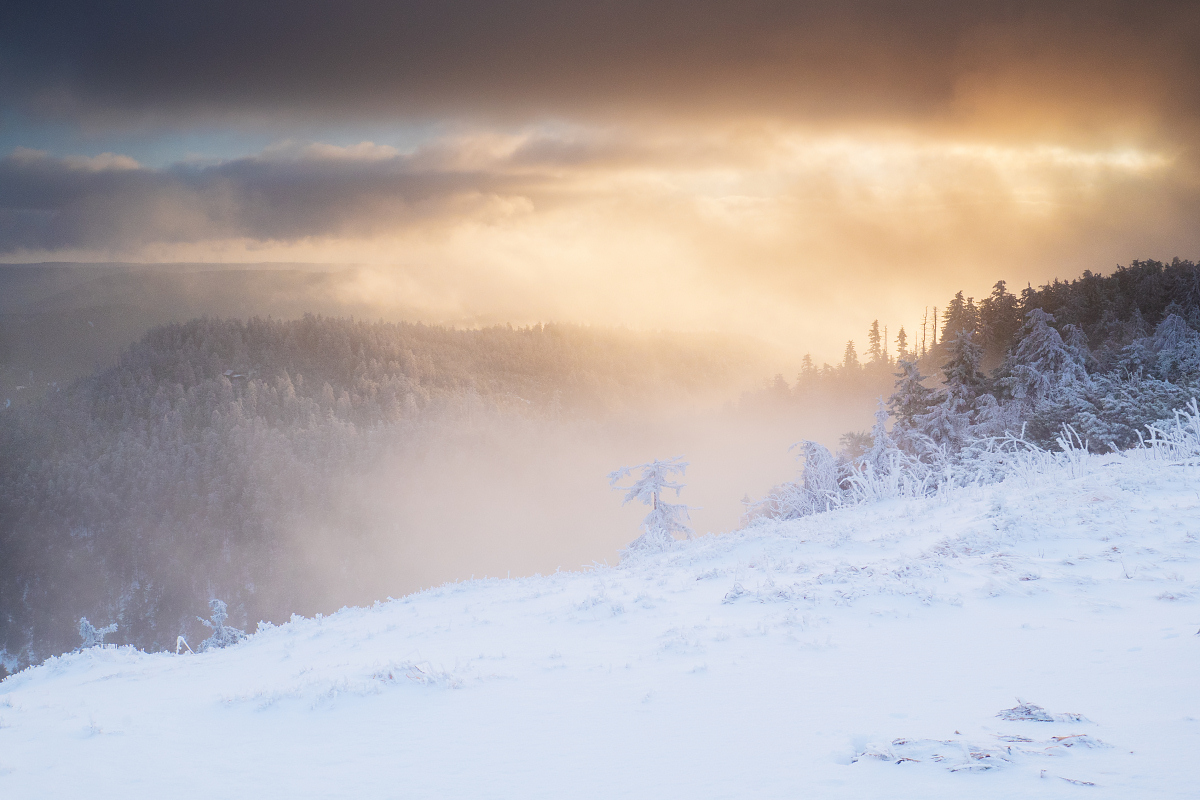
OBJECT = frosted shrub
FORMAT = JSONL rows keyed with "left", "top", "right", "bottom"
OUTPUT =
{"left": 742, "top": 480, "right": 811, "bottom": 522}
{"left": 797, "top": 441, "right": 843, "bottom": 501}
{"left": 753, "top": 400, "right": 1200, "bottom": 524}
{"left": 1054, "top": 425, "right": 1091, "bottom": 479}
{"left": 749, "top": 413, "right": 938, "bottom": 521}
{"left": 1139, "top": 398, "right": 1200, "bottom": 464}
{"left": 981, "top": 429, "right": 1056, "bottom": 488}
{"left": 744, "top": 441, "right": 853, "bottom": 522}
{"left": 77, "top": 617, "right": 117, "bottom": 650}
{"left": 966, "top": 423, "right": 1093, "bottom": 487}
{"left": 842, "top": 449, "right": 932, "bottom": 504}
{"left": 197, "top": 599, "right": 246, "bottom": 652}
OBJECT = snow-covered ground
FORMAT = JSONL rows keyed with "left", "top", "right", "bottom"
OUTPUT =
{"left": 2, "top": 453, "right": 1199, "bottom": 799}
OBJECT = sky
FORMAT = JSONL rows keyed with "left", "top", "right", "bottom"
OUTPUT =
{"left": 2, "top": 0, "right": 1199, "bottom": 361}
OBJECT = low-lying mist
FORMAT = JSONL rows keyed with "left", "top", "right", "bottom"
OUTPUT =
{"left": 0, "top": 303, "right": 883, "bottom": 670}
{"left": 291, "top": 404, "right": 871, "bottom": 614}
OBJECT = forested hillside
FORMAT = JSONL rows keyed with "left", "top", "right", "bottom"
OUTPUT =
{"left": 3, "top": 258, "right": 1198, "bottom": 673}
{"left": 745, "top": 258, "right": 1200, "bottom": 444}
{"left": 0, "top": 317, "right": 758, "bottom": 670}
{"left": 900, "top": 258, "right": 1200, "bottom": 449}
{"left": 749, "top": 258, "right": 1200, "bottom": 520}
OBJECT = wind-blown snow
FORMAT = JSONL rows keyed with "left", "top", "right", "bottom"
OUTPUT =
{"left": 2, "top": 453, "right": 1198, "bottom": 798}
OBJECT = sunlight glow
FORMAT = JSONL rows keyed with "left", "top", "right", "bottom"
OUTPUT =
{"left": 0, "top": 127, "right": 1180, "bottom": 362}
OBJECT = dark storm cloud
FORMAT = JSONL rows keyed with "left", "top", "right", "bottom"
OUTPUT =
{"left": 2, "top": 1, "right": 1197, "bottom": 138}
{"left": 0, "top": 145, "right": 535, "bottom": 251}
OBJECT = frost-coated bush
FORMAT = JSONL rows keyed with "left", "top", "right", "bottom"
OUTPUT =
{"left": 749, "top": 400, "right": 1199, "bottom": 524}
{"left": 842, "top": 449, "right": 932, "bottom": 504}
{"left": 1139, "top": 397, "right": 1200, "bottom": 464}
{"left": 77, "top": 617, "right": 117, "bottom": 650}
{"left": 197, "top": 599, "right": 246, "bottom": 652}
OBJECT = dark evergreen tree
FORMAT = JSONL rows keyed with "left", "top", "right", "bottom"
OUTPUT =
{"left": 799, "top": 354, "right": 816, "bottom": 381}
{"left": 940, "top": 331, "right": 988, "bottom": 398}
{"left": 979, "top": 280, "right": 1021, "bottom": 371}
{"left": 895, "top": 326, "right": 909, "bottom": 361}
{"left": 842, "top": 341, "right": 859, "bottom": 371}
{"left": 867, "top": 321, "right": 882, "bottom": 364}
{"left": 941, "top": 292, "right": 980, "bottom": 347}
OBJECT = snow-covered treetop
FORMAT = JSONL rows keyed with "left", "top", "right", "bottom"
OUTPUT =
{"left": 198, "top": 599, "right": 246, "bottom": 652}
{"left": 1150, "top": 313, "right": 1200, "bottom": 381}
{"left": 940, "top": 330, "right": 986, "bottom": 399}
{"left": 864, "top": 399, "right": 895, "bottom": 471}
{"left": 607, "top": 457, "right": 689, "bottom": 508}
{"left": 1004, "top": 308, "right": 1091, "bottom": 402}
{"left": 77, "top": 617, "right": 117, "bottom": 650}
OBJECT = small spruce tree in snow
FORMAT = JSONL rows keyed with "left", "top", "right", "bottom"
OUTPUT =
{"left": 608, "top": 457, "right": 694, "bottom": 552}
{"left": 78, "top": 617, "right": 117, "bottom": 650}
{"left": 197, "top": 599, "right": 246, "bottom": 652}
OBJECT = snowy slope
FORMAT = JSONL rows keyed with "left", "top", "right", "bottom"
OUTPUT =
{"left": 2, "top": 453, "right": 1199, "bottom": 799}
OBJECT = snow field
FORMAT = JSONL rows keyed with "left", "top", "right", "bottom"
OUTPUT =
{"left": 1, "top": 454, "right": 1199, "bottom": 798}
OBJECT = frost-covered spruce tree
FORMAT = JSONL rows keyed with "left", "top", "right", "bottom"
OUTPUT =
{"left": 863, "top": 400, "right": 896, "bottom": 472}
{"left": 998, "top": 309, "right": 1095, "bottom": 445}
{"left": 887, "top": 358, "right": 935, "bottom": 452}
{"left": 77, "top": 617, "right": 117, "bottom": 650}
{"left": 912, "top": 330, "right": 986, "bottom": 454}
{"left": 1149, "top": 313, "right": 1200, "bottom": 384}
{"left": 913, "top": 391, "right": 971, "bottom": 455}
{"left": 197, "top": 599, "right": 246, "bottom": 652}
{"left": 1083, "top": 313, "right": 1200, "bottom": 447}
{"left": 608, "top": 457, "right": 694, "bottom": 552}
{"left": 941, "top": 329, "right": 988, "bottom": 397}
{"left": 1084, "top": 372, "right": 1188, "bottom": 448}
{"left": 1001, "top": 309, "right": 1091, "bottom": 406}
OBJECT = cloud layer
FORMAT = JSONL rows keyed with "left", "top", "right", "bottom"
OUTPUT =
{"left": 4, "top": 125, "right": 1195, "bottom": 359}
{"left": 3, "top": 1, "right": 1197, "bottom": 140}
{"left": 2, "top": 1, "right": 1198, "bottom": 358}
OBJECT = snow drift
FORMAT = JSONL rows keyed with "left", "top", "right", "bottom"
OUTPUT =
{"left": 1, "top": 442, "right": 1199, "bottom": 798}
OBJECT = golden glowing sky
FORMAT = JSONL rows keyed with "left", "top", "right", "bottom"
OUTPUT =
{"left": 2, "top": 1, "right": 1198, "bottom": 360}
